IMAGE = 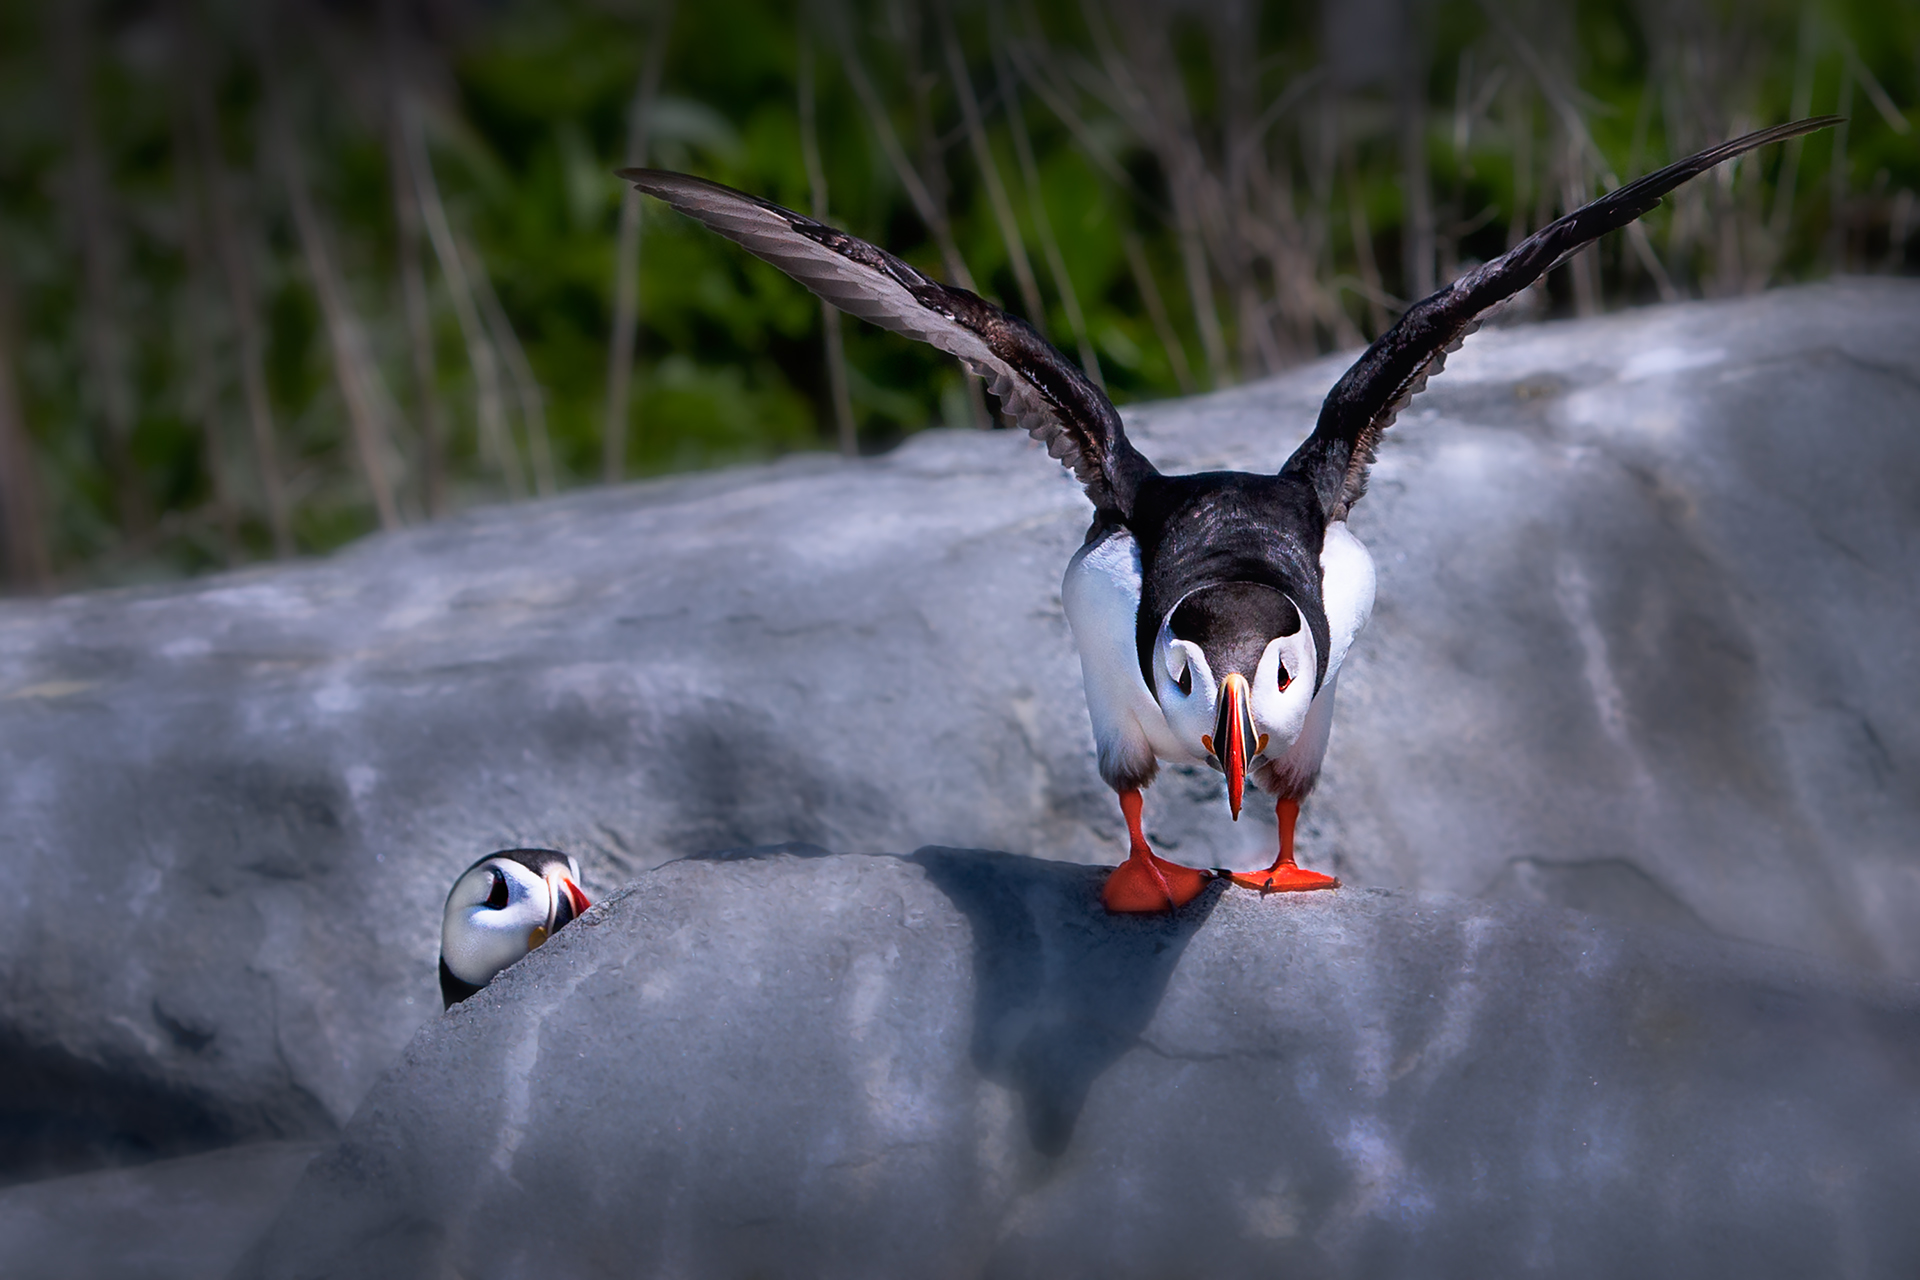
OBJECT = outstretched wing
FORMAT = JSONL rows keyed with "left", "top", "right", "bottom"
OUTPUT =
{"left": 1286, "top": 116, "right": 1842, "bottom": 520}
{"left": 619, "top": 168, "right": 1157, "bottom": 517}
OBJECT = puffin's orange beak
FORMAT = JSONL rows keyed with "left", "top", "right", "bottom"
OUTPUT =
{"left": 549, "top": 875, "right": 591, "bottom": 931}
{"left": 1208, "top": 672, "right": 1258, "bottom": 820}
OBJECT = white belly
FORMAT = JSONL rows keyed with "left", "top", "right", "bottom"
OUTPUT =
{"left": 1318, "top": 520, "right": 1376, "bottom": 682}
{"left": 1258, "top": 522, "right": 1375, "bottom": 798}
{"left": 1061, "top": 526, "right": 1196, "bottom": 791}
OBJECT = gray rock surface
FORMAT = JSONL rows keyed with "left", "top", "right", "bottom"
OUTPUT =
{"left": 1307, "top": 286, "right": 1920, "bottom": 978}
{"left": 0, "top": 279, "right": 1915, "bottom": 1181}
{"left": 237, "top": 850, "right": 1920, "bottom": 1279}
{"left": 0, "top": 1141, "right": 323, "bottom": 1280}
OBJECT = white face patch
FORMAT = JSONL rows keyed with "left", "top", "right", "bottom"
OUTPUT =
{"left": 1153, "top": 599, "right": 1320, "bottom": 767}
{"left": 1153, "top": 623, "right": 1221, "bottom": 760}
{"left": 1248, "top": 628, "right": 1318, "bottom": 758}
{"left": 441, "top": 858, "right": 555, "bottom": 988}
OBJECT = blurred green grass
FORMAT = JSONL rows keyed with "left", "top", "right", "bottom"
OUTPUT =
{"left": 0, "top": 0, "right": 1912, "bottom": 591}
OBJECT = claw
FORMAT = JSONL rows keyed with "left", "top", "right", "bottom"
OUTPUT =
{"left": 1227, "top": 864, "right": 1339, "bottom": 894}
{"left": 1228, "top": 796, "right": 1340, "bottom": 896}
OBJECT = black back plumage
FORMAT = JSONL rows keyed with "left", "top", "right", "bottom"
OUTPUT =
{"left": 1124, "top": 472, "right": 1331, "bottom": 695}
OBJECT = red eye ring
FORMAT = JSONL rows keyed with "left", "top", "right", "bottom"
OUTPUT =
{"left": 1277, "top": 665, "right": 1292, "bottom": 693}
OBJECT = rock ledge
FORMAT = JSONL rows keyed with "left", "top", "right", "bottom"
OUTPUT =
{"left": 239, "top": 849, "right": 1920, "bottom": 1280}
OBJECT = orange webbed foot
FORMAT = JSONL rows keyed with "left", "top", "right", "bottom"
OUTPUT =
{"left": 1231, "top": 796, "right": 1341, "bottom": 894}
{"left": 1227, "top": 864, "right": 1340, "bottom": 894}
{"left": 1103, "top": 786, "right": 1211, "bottom": 913}
{"left": 1103, "top": 851, "right": 1212, "bottom": 913}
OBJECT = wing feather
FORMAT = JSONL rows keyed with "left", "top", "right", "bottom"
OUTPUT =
{"left": 1286, "top": 116, "right": 1842, "bottom": 519}
{"left": 620, "top": 168, "right": 1156, "bottom": 515}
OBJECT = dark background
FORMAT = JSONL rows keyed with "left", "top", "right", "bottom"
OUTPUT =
{"left": 0, "top": 0, "right": 1913, "bottom": 590}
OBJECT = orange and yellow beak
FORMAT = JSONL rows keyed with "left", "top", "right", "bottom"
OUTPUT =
{"left": 1202, "top": 672, "right": 1264, "bottom": 820}
{"left": 547, "top": 874, "right": 591, "bottom": 933}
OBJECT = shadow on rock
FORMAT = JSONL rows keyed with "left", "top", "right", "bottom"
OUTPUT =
{"left": 910, "top": 847, "right": 1222, "bottom": 1158}
{"left": 0, "top": 1024, "right": 294, "bottom": 1186}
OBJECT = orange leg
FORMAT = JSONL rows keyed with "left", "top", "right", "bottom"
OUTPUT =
{"left": 1101, "top": 788, "right": 1212, "bottom": 913}
{"left": 1229, "top": 797, "right": 1340, "bottom": 893}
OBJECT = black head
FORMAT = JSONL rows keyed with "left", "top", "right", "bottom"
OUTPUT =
{"left": 1169, "top": 582, "right": 1302, "bottom": 687}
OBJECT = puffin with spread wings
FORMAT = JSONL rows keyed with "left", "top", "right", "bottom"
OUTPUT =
{"left": 622, "top": 117, "right": 1835, "bottom": 914}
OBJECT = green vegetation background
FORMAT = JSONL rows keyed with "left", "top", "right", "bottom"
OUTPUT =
{"left": 0, "top": 0, "right": 1913, "bottom": 591}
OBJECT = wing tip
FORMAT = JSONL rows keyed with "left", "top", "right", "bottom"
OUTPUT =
{"left": 1780, "top": 114, "right": 1847, "bottom": 137}
{"left": 615, "top": 167, "right": 758, "bottom": 209}
{"left": 615, "top": 167, "right": 693, "bottom": 203}
{"left": 1683, "top": 116, "right": 1845, "bottom": 176}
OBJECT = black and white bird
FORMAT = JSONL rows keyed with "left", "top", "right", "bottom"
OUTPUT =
{"left": 440, "top": 849, "right": 591, "bottom": 1007}
{"left": 621, "top": 116, "right": 1836, "bottom": 913}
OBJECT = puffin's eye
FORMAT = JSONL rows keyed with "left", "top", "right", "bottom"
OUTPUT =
{"left": 1277, "top": 663, "right": 1292, "bottom": 693}
{"left": 1175, "top": 663, "right": 1192, "bottom": 696}
{"left": 484, "top": 869, "right": 510, "bottom": 910}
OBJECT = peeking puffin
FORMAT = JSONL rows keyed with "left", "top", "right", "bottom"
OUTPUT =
{"left": 621, "top": 116, "right": 1835, "bottom": 914}
{"left": 440, "top": 849, "right": 591, "bottom": 1007}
